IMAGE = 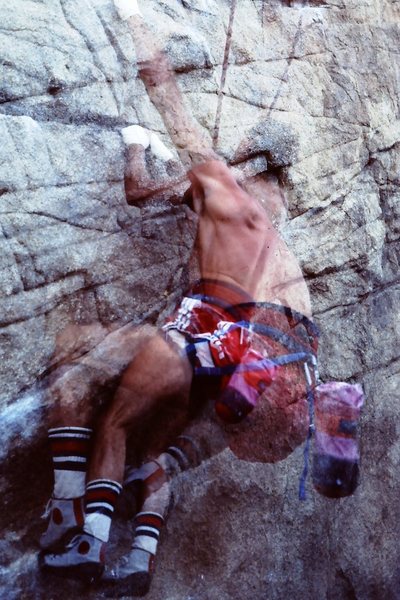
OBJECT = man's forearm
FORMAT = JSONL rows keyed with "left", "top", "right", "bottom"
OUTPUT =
{"left": 126, "top": 14, "right": 218, "bottom": 166}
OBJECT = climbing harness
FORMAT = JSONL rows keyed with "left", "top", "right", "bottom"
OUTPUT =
{"left": 185, "top": 301, "right": 320, "bottom": 499}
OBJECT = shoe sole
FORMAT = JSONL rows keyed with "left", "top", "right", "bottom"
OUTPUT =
{"left": 102, "top": 571, "right": 152, "bottom": 598}
{"left": 39, "top": 558, "right": 105, "bottom": 585}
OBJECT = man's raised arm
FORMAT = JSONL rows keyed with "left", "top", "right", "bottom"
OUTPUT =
{"left": 114, "top": 0, "right": 218, "bottom": 167}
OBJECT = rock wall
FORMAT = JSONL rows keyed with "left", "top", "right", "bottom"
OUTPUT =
{"left": 0, "top": 0, "right": 399, "bottom": 598}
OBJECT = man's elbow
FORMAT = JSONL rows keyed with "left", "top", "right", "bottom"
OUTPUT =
{"left": 138, "top": 54, "right": 172, "bottom": 88}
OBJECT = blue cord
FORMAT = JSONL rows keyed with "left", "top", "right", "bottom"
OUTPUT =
{"left": 298, "top": 363, "right": 316, "bottom": 501}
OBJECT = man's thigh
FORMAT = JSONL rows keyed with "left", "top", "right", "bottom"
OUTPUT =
{"left": 47, "top": 323, "right": 157, "bottom": 426}
{"left": 107, "top": 331, "right": 193, "bottom": 438}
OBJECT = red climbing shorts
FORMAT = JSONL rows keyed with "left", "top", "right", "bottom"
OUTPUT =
{"left": 163, "top": 279, "right": 278, "bottom": 423}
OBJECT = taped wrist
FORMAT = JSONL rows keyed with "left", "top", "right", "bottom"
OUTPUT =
{"left": 114, "top": 0, "right": 142, "bottom": 20}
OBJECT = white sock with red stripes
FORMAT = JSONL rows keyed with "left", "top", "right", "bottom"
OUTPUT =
{"left": 48, "top": 427, "right": 92, "bottom": 499}
{"left": 83, "top": 479, "right": 122, "bottom": 542}
{"left": 133, "top": 512, "right": 164, "bottom": 556}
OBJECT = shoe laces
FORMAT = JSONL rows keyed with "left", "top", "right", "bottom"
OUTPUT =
{"left": 41, "top": 498, "right": 52, "bottom": 520}
{"left": 64, "top": 533, "right": 83, "bottom": 549}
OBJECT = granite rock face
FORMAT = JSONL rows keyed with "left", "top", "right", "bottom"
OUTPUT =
{"left": 0, "top": 0, "right": 399, "bottom": 598}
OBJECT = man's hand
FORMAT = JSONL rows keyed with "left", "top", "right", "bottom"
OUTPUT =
{"left": 149, "top": 132, "right": 174, "bottom": 161}
{"left": 114, "top": 0, "right": 142, "bottom": 20}
{"left": 121, "top": 125, "right": 150, "bottom": 148}
{"left": 119, "top": 6, "right": 219, "bottom": 170}
{"left": 121, "top": 125, "right": 174, "bottom": 161}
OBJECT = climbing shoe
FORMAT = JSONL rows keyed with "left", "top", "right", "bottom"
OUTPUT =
{"left": 39, "top": 531, "right": 106, "bottom": 583}
{"left": 101, "top": 547, "right": 154, "bottom": 597}
{"left": 40, "top": 497, "right": 84, "bottom": 552}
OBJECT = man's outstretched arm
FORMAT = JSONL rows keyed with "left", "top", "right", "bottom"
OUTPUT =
{"left": 115, "top": 0, "right": 218, "bottom": 167}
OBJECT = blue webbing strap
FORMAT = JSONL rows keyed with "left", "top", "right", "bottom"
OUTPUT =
{"left": 193, "top": 352, "right": 312, "bottom": 377}
{"left": 250, "top": 323, "right": 312, "bottom": 355}
{"left": 235, "top": 301, "right": 320, "bottom": 340}
{"left": 298, "top": 359, "right": 319, "bottom": 501}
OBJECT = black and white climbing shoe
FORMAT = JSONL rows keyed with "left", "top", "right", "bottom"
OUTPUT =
{"left": 39, "top": 531, "right": 105, "bottom": 583}
{"left": 40, "top": 497, "right": 84, "bottom": 552}
{"left": 101, "top": 547, "right": 154, "bottom": 597}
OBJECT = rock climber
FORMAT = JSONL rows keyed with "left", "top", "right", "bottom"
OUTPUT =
{"left": 38, "top": 0, "right": 328, "bottom": 596}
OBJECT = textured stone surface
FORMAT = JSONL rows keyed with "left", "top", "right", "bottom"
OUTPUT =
{"left": 0, "top": 0, "right": 399, "bottom": 598}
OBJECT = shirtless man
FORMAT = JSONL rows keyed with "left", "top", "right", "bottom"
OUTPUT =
{"left": 39, "top": 0, "right": 317, "bottom": 593}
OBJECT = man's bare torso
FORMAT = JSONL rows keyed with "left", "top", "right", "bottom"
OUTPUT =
{"left": 189, "top": 161, "right": 312, "bottom": 317}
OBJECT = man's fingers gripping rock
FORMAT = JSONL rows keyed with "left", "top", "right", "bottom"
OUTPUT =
{"left": 121, "top": 125, "right": 150, "bottom": 148}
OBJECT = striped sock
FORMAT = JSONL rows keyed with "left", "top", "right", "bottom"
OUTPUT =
{"left": 120, "top": 435, "right": 203, "bottom": 524}
{"left": 49, "top": 427, "right": 92, "bottom": 499}
{"left": 84, "top": 479, "right": 122, "bottom": 542}
{"left": 165, "top": 435, "right": 202, "bottom": 471}
{"left": 133, "top": 512, "right": 164, "bottom": 556}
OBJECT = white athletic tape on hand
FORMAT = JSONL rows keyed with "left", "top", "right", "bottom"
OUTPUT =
{"left": 149, "top": 133, "right": 174, "bottom": 161}
{"left": 121, "top": 125, "right": 150, "bottom": 148}
{"left": 114, "top": 0, "right": 142, "bottom": 20}
{"left": 19, "top": 115, "right": 41, "bottom": 130}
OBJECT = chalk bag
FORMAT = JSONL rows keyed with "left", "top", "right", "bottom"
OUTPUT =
{"left": 312, "top": 381, "right": 364, "bottom": 498}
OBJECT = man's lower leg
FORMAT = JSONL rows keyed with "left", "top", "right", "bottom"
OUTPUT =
{"left": 40, "top": 423, "right": 125, "bottom": 582}
{"left": 40, "top": 426, "right": 92, "bottom": 552}
{"left": 40, "top": 477, "right": 122, "bottom": 582}
{"left": 103, "top": 436, "right": 202, "bottom": 596}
